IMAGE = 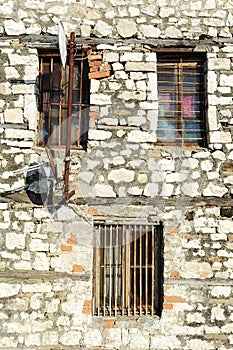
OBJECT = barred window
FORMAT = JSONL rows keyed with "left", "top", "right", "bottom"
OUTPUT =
{"left": 157, "top": 53, "right": 207, "bottom": 146}
{"left": 38, "top": 50, "right": 90, "bottom": 149}
{"left": 93, "top": 223, "right": 163, "bottom": 317}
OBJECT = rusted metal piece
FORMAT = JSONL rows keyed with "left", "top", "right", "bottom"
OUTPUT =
{"left": 64, "top": 32, "right": 76, "bottom": 200}
{"left": 45, "top": 146, "right": 57, "bottom": 179}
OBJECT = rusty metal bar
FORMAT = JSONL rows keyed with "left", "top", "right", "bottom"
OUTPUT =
{"left": 114, "top": 225, "right": 118, "bottom": 316}
{"left": 64, "top": 31, "right": 76, "bottom": 200}
{"left": 126, "top": 225, "right": 131, "bottom": 316}
{"left": 178, "top": 61, "right": 184, "bottom": 146}
{"left": 122, "top": 225, "right": 126, "bottom": 315}
{"left": 109, "top": 225, "right": 113, "bottom": 315}
{"left": 45, "top": 146, "right": 57, "bottom": 179}
{"left": 139, "top": 225, "right": 142, "bottom": 315}
{"left": 77, "top": 55, "right": 84, "bottom": 147}
{"left": 96, "top": 225, "right": 101, "bottom": 316}
{"left": 103, "top": 225, "right": 107, "bottom": 316}
{"left": 48, "top": 58, "right": 53, "bottom": 144}
{"left": 145, "top": 226, "right": 148, "bottom": 314}
{"left": 151, "top": 225, "right": 155, "bottom": 316}
{"left": 133, "top": 225, "right": 137, "bottom": 315}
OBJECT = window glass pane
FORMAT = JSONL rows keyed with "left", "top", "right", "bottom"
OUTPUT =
{"left": 39, "top": 50, "right": 89, "bottom": 148}
{"left": 157, "top": 53, "right": 206, "bottom": 147}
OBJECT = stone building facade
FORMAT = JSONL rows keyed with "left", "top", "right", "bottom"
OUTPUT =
{"left": 0, "top": 0, "right": 233, "bottom": 349}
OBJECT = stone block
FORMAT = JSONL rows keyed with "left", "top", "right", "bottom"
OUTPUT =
{"left": 90, "top": 93, "right": 112, "bottom": 105}
{"left": 0, "top": 82, "right": 11, "bottom": 95}
{"left": 209, "top": 131, "right": 232, "bottom": 144}
{"left": 208, "top": 58, "right": 231, "bottom": 70}
{"left": 95, "top": 184, "right": 116, "bottom": 197}
{"left": 117, "top": 19, "right": 137, "bottom": 38}
{"left": 94, "top": 20, "right": 113, "bottom": 37}
{"left": 103, "top": 52, "right": 119, "bottom": 62}
{"left": 88, "top": 129, "right": 112, "bottom": 140}
{"left": 125, "top": 61, "right": 156, "bottom": 72}
{"left": 108, "top": 168, "right": 135, "bottom": 183}
{"left": 127, "top": 130, "right": 157, "bottom": 143}
{"left": 0, "top": 283, "right": 20, "bottom": 298}
{"left": 181, "top": 262, "right": 213, "bottom": 279}
{"left": 140, "top": 25, "right": 161, "bottom": 38}
{"left": 6, "top": 232, "right": 25, "bottom": 250}
{"left": 60, "top": 331, "right": 82, "bottom": 346}
{"left": 4, "top": 19, "right": 26, "bottom": 35}
{"left": 120, "top": 52, "right": 143, "bottom": 62}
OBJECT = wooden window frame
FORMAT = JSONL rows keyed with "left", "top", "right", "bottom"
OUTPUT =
{"left": 93, "top": 223, "right": 164, "bottom": 317}
{"left": 38, "top": 49, "right": 90, "bottom": 149}
{"left": 157, "top": 52, "right": 207, "bottom": 147}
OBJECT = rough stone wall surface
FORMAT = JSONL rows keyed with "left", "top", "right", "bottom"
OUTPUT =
{"left": 0, "top": 0, "right": 233, "bottom": 349}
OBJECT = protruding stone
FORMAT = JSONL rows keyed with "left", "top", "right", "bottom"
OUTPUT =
{"left": 117, "top": 19, "right": 137, "bottom": 38}
{"left": 203, "top": 182, "right": 228, "bottom": 197}
{"left": 95, "top": 184, "right": 116, "bottom": 197}
{"left": 4, "top": 108, "right": 23, "bottom": 124}
{"left": 127, "top": 130, "right": 157, "bottom": 143}
{"left": 4, "top": 20, "right": 26, "bottom": 35}
{"left": 108, "top": 168, "right": 135, "bottom": 183}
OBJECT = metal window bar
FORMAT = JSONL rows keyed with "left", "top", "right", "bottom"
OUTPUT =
{"left": 38, "top": 51, "right": 89, "bottom": 148}
{"left": 93, "top": 223, "right": 163, "bottom": 317}
{"left": 157, "top": 55, "right": 206, "bottom": 147}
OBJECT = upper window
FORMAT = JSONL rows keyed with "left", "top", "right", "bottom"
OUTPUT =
{"left": 38, "top": 50, "right": 90, "bottom": 149}
{"left": 93, "top": 223, "right": 163, "bottom": 317}
{"left": 157, "top": 53, "right": 206, "bottom": 147}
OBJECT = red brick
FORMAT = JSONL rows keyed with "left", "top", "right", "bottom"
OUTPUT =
{"left": 82, "top": 299, "right": 92, "bottom": 315}
{"left": 89, "top": 111, "right": 100, "bottom": 118}
{"left": 90, "top": 67, "right": 99, "bottom": 72}
{"left": 61, "top": 245, "right": 72, "bottom": 252}
{"left": 170, "top": 271, "right": 180, "bottom": 279}
{"left": 72, "top": 264, "right": 84, "bottom": 272}
{"left": 104, "top": 319, "right": 115, "bottom": 328}
{"left": 169, "top": 227, "right": 179, "bottom": 233}
{"left": 164, "top": 296, "right": 185, "bottom": 303}
{"left": 163, "top": 303, "right": 173, "bottom": 310}
{"left": 67, "top": 234, "right": 77, "bottom": 245}
{"left": 88, "top": 54, "right": 102, "bottom": 61}
{"left": 89, "top": 60, "right": 103, "bottom": 67}
{"left": 88, "top": 71, "right": 110, "bottom": 79}
{"left": 82, "top": 307, "right": 91, "bottom": 315}
{"left": 83, "top": 300, "right": 92, "bottom": 307}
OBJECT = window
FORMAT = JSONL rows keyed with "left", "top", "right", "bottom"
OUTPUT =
{"left": 38, "top": 50, "right": 90, "bottom": 149}
{"left": 93, "top": 223, "right": 163, "bottom": 317}
{"left": 157, "top": 53, "right": 206, "bottom": 146}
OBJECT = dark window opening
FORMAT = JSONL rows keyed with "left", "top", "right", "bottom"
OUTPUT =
{"left": 38, "top": 50, "right": 90, "bottom": 149}
{"left": 157, "top": 53, "right": 207, "bottom": 147}
{"left": 93, "top": 223, "right": 164, "bottom": 317}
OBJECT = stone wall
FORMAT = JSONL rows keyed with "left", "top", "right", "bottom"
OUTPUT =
{"left": 0, "top": 0, "right": 233, "bottom": 349}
